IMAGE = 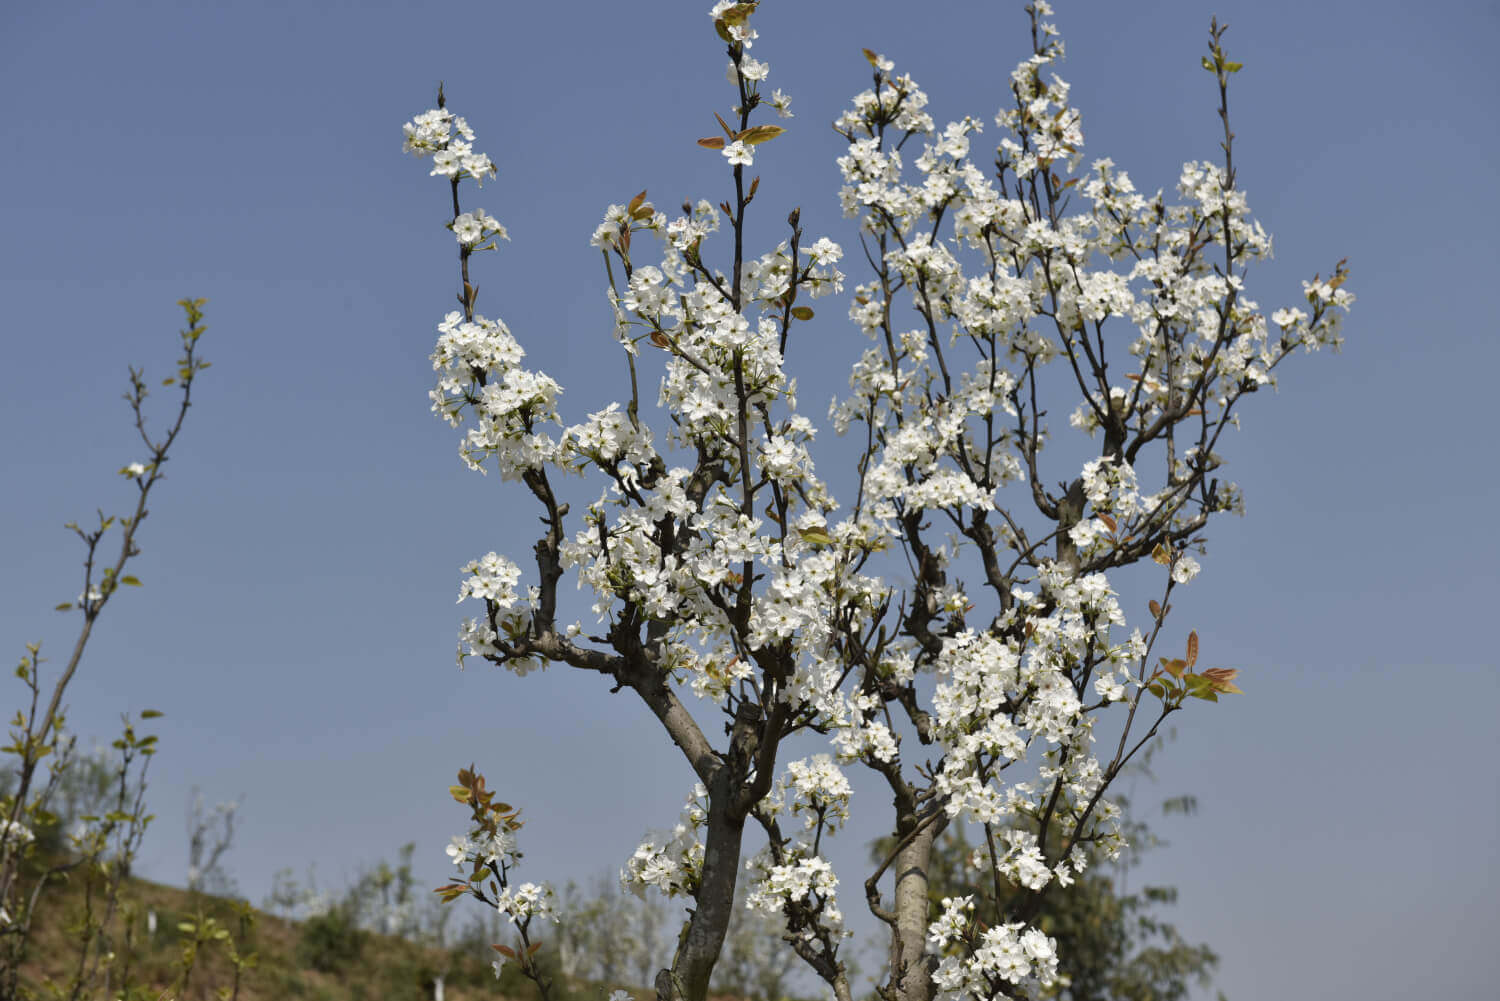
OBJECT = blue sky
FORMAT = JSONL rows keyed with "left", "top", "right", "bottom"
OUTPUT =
{"left": 3, "top": 0, "right": 1497, "bottom": 998}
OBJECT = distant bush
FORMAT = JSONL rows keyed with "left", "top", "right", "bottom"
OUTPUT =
{"left": 298, "top": 905, "right": 366, "bottom": 972}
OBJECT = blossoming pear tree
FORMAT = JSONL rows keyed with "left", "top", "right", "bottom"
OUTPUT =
{"left": 401, "top": 3, "right": 1351, "bottom": 1001}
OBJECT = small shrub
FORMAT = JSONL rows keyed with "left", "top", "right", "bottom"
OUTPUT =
{"left": 297, "top": 906, "right": 366, "bottom": 972}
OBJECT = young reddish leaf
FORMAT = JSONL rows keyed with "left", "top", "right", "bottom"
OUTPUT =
{"left": 1186, "top": 630, "right": 1199, "bottom": 668}
{"left": 493, "top": 944, "right": 517, "bottom": 959}
{"left": 1162, "top": 657, "right": 1187, "bottom": 679}
{"left": 649, "top": 331, "right": 671, "bottom": 348}
{"left": 527, "top": 942, "right": 543, "bottom": 956}
{"left": 1201, "top": 667, "right": 1243, "bottom": 694}
{"left": 862, "top": 47, "right": 880, "bottom": 67}
{"left": 627, "top": 190, "right": 647, "bottom": 214}
{"left": 1152, "top": 543, "right": 1172, "bottom": 566}
{"left": 697, "top": 136, "right": 726, "bottom": 150}
{"left": 714, "top": 111, "right": 734, "bottom": 138}
{"left": 1148, "top": 599, "right": 1163, "bottom": 619}
{"left": 1097, "top": 512, "right": 1117, "bottom": 533}
{"left": 747, "top": 175, "right": 760, "bottom": 199}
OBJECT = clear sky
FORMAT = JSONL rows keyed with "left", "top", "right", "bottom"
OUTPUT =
{"left": 3, "top": 1, "right": 1497, "bottom": 998}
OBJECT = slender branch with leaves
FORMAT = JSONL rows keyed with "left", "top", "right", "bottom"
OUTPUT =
{"left": 0, "top": 299, "right": 209, "bottom": 1001}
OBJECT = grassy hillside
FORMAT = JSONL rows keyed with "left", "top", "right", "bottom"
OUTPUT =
{"left": 15, "top": 861, "right": 577, "bottom": 1001}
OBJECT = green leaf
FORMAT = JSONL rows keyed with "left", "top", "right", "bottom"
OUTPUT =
{"left": 1201, "top": 55, "right": 1215, "bottom": 72}
{"left": 791, "top": 306, "right": 814, "bottom": 321}
{"left": 798, "top": 527, "right": 833, "bottom": 545}
{"left": 139, "top": 709, "right": 163, "bottom": 719}
{"left": 120, "top": 575, "right": 142, "bottom": 587}
{"left": 737, "top": 124, "right": 785, "bottom": 146}
{"left": 55, "top": 602, "right": 73, "bottom": 611}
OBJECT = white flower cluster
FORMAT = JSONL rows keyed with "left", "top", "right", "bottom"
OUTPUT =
{"left": 442, "top": 818, "right": 552, "bottom": 931}
{"left": 621, "top": 784, "right": 708, "bottom": 899}
{"left": 454, "top": 550, "right": 538, "bottom": 670}
{"left": 427, "top": 310, "right": 564, "bottom": 479}
{"left": 402, "top": 107, "right": 496, "bottom": 184}
{"left": 446, "top": 827, "right": 518, "bottom": 870}
{"left": 781, "top": 754, "right": 853, "bottom": 834}
{"left": 709, "top": 0, "right": 757, "bottom": 46}
{"left": 451, "top": 209, "right": 507, "bottom": 246}
{"left": 744, "top": 850, "right": 846, "bottom": 942}
{"left": 495, "top": 881, "right": 557, "bottom": 926}
{"left": 0, "top": 819, "right": 35, "bottom": 847}
{"left": 929, "top": 896, "right": 1060, "bottom": 999}
{"left": 457, "top": 551, "right": 521, "bottom": 607}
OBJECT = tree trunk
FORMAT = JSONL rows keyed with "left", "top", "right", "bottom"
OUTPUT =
{"left": 655, "top": 772, "right": 748, "bottom": 1001}
{"left": 888, "top": 823, "right": 937, "bottom": 1001}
